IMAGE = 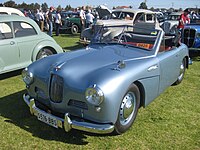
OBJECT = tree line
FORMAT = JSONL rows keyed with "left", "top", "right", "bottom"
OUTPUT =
{"left": 0, "top": 0, "right": 73, "bottom": 11}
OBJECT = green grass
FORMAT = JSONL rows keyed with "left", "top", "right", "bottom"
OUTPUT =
{"left": 0, "top": 33, "right": 200, "bottom": 149}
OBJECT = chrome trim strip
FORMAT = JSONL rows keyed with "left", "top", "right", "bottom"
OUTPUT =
{"left": 23, "top": 94, "right": 114, "bottom": 134}
{"left": 148, "top": 65, "right": 158, "bottom": 72}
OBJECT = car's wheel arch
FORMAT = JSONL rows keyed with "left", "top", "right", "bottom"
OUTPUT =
{"left": 111, "top": 80, "right": 145, "bottom": 122}
{"left": 113, "top": 81, "right": 142, "bottom": 134}
{"left": 134, "top": 81, "right": 145, "bottom": 108}
{"left": 31, "top": 46, "right": 57, "bottom": 62}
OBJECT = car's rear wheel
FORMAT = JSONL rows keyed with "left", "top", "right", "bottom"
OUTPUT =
{"left": 36, "top": 48, "right": 54, "bottom": 60}
{"left": 71, "top": 24, "right": 79, "bottom": 34}
{"left": 114, "top": 84, "right": 140, "bottom": 134}
{"left": 173, "top": 58, "right": 186, "bottom": 85}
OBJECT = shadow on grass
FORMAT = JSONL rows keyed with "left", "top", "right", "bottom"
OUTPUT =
{"left": 0, "top": 69, "right": 23, "bottom": 80}
{"left": 63, "top": 42, "right": 84, "bottom": 51}
{"left": 0, "top": 90, "right": 113, "bottom": 145}
{"left": 0, "top": 90, "right": 90, "bottom": 145}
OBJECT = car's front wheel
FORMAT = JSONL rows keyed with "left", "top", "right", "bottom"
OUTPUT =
{"left": 114, "top": 84, "right": 140, "bottom": 134}
{"left": 71, "top": 24, "right": 79, "bottom": 34}
{"left": 36, "top": 48, "right": 54, "bottom": 60}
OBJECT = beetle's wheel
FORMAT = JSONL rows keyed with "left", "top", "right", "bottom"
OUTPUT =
{"left": 114, "top": 84, "right": 140, "bottom": 134}
{"left": 36, "top": 48, "right": 54, "bottom": 60}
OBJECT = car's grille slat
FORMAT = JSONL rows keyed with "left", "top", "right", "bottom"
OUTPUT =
{"left": 68, "top": 99, "right": 88, "bottom": 110}
{"left": 183, "top": 28, "right": 196, "bottom": 48}
{"left": 49, "top": 74, "right": 63, "bottom": 103}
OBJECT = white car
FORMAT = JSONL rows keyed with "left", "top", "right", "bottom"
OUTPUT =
{"left": 80, "top": 8, "right": 159, "bottom": 44}
{"left": 161, "top": 12, "right": 182, "bottom": 34}
{"left": 0, "top": 7, "right": 25, "bottom": 16}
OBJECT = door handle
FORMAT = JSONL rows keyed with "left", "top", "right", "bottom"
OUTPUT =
{"left": 10, "top": 41, "right": 15, "bottom": 45}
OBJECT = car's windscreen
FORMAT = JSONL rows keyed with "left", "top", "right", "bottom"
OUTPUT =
{"left": 168, "top": 15, "right": 180, "bottom": 21}
{"left": 92, "top": 25, "right": 159, "bottom": 51}
{"left": 103, "top": 11, "right": 134, "bottom": 20}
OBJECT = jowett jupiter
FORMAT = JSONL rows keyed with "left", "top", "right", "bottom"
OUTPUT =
{"left": 22, "top": 24, "right": 189, "bottom": 134}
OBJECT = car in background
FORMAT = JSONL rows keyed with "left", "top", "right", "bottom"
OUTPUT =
{"left": 0, "top": 15, "right": 63, "bottom": 74}
{"left": 22, "top": 24, "right": 189, "bottom": 135}
{"left": 160, "top": 12, "right": 182, "bottom": 34}
{"left": 60, "top": 11, "right": 81, "bottom": 34}
{"left": 80, "top": 8, "right": 158, "bottom": 45}
{"left": 182, "top": 23, "right": 200, "bottom": 57}
{"left": 0, "top": 6, "right": 25, "bottom": 16}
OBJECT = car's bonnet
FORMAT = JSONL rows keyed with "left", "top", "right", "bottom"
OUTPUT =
{"left": 48, "top": 45, "right": 150, "bottom": 77}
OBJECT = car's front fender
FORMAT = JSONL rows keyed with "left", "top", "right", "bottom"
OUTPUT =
{"left": 31, "top": 40, "right": 63, "bottom": 62}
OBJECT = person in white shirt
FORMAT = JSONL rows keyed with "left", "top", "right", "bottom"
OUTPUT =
{"left": 79, "top": 6, "right": 86, "bottom": 30}
{"left": 86, "top": 9, "right": 94, "bottom": 28}
{"left": 35, "top": 9, "right": 45, "bottom": 31}
{"left": 55, "top": 10, "right": 62, "bottom": 36}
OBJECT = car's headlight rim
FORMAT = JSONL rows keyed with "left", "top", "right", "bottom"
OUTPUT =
{"left": 22, "top": 68, "right": 34, "bottom": 85}
{"left": 85, "top": 84, "right": 104, "bottom": 106}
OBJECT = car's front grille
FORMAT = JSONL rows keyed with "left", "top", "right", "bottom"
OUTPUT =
{"left": 68, "top": 99, "right": 88, "bottom": 110}
{"left": 49, "top": 74, "right": 63, "bottom": 103}
{"left": 183, "top": 28, "right": 196, "bottom": 48}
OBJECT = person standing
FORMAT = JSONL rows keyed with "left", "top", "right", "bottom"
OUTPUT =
{"left": 35, "top": 9, "right": 44, "bottom": 31}
{"left": 79, "top": 6, "right": 86, "bottom": 31}
{"left": 39, "top": 9, "right": 45, "bottom": 32}
{"left": 55, "top": 10, "right": 62, "bottom": 36}
{"left": 47, "top": 6, "right": 54, "bottom": 36}
{"left": 85, "top": 9, "right": 94, "bottom": 28}
{"left": 177, "top": 9, "right": 190, "bottom": 32}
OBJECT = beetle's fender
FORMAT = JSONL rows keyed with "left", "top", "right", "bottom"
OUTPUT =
{"left": 31, "top": 40, "right": 63, "bottom": 62}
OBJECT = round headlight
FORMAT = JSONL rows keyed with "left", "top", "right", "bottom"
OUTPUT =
{"left": 22, "top": 68, "right": 34, "bottom": 85}
{"left": 85, "top": 84, "right": 104, "bottom": 106}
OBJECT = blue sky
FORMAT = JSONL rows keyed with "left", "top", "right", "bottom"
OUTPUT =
{"left": 1, "top": 0, "right": 200, "bottom": 9}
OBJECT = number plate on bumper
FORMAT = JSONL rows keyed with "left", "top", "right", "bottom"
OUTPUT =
{"left": 37, "top": 110, "right": 58, "bottom": 128}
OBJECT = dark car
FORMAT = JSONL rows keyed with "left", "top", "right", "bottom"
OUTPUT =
{"left": 182, "top": 23, "right": 200, "bottom": 57}
{"left": 60, "top": 11, "right": 81, "bottom": 34}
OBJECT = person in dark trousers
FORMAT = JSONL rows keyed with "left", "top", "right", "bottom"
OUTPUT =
{"left": 47, "top": 6, "right": 54, "bottom": 37}
{"left": 55, "top": 10, "right": 62, "bottom": 36}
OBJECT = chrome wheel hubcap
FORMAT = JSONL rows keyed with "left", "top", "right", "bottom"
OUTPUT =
{"left": 119, "top": 92, "right": 136, "bottom": 126}
{"left": 178, "top": 61, "right": 184, "bottom": 80}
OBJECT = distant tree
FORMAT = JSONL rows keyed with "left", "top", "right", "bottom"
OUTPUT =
{"left": 169, "top": 7, "right": 174, "bottom": 12}
{"left": 41, "top": 3, "right": 48, "bottom": 12}
{"left": 17, "top": 2, "right": 28, "bottom": 9}
{"left": 65, "top": 5, "right": 72, "bottom": 11}
{"left": 178, "top": 8, "right": 183, "bottom": 12}
{"left": 29, "top": 3, "right": 35, "bottom": 10}
{"left": 139, "top": 2, "right": 147, "bottom": 9}
{"left": 4, "top": 0, "right": 16, "bottom": 8}
{"left": 129, "top": 6, "right": 133, "bottom": 9}
{"left": 57, "top": 5, "right": 62, "bottom": 11}
{"left": 150, "top": 7, "right": 154, "bottom": 11}
{"left": 34, "top": 3, "right": 40, "bottom": 10}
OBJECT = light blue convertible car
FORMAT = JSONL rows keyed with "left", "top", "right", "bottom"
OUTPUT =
{"left": 22, "top": 24, "right": 189, "bottom": 134}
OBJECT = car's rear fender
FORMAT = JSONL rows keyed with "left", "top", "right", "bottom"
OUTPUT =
{"left": 31, "top": 40, "right": 63, "bottom": 62}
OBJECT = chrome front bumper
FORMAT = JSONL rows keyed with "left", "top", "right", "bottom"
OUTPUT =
{"left": 23, "top": 94, "right": 114, "bottom": 134}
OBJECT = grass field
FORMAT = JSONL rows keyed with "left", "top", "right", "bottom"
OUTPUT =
{"left": 0, "top": 34, "right": 200, "bottom": 150}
